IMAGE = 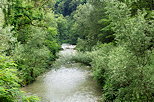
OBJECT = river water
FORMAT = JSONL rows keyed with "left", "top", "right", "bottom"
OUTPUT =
{"left": 22, "top": 44, "right": 101, "bottom": 102}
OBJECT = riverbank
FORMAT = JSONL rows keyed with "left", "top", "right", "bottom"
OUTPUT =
{"left": 22, "top": 44, "right": 102, "bottom": 102}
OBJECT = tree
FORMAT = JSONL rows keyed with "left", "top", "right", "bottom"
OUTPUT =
{"left": 1, "top": 0, "right": 61, "bottom": 85}
{"left": 55, "top": 0, "right": 86, "bottom": 16}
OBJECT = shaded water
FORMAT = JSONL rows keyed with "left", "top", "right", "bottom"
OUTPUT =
{"left": 22, "top": 44, "right": 102, "bottom": 102}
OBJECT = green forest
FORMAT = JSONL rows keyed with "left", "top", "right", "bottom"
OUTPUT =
{"left": 0, "top": 0, "right": 154, "bottom": 102}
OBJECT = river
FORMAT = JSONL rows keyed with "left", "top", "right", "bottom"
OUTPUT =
{"left": 21, "top": 44, "right": 102, "bottom": 102}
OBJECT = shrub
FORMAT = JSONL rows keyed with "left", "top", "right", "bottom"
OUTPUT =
{"left": 90, "top": 43, "right": 114, "bottom": 85}
{"left": 71, "top": 52, "right": 92, "bottom": 65}
{"left": 102, "top": 46, "right": 154, "bottom": 101}
{"left": 13, "top": 26, "right": 52, "bottom": 85}
{"left": 0, "top": 54, "right": 40, "bottom": 102}
{"left": 76, "top": 38, "right": 94, "bottom": 51}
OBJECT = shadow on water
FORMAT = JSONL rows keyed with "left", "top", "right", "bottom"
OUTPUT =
{"left": 21, "top": 44, "right": 102, "bottom": 102}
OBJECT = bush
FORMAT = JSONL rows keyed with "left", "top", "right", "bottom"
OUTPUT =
{"left": 71, "top": 52, "right": 92, "bottom": 65}
{"left": 13, "top": 26, "right": 52, "bottom": 85}
{"left": 99, "top": 1, "right": 154, "bottom": 101}
{"left": 90, "top": 43, "right": 114, "bottom": 85}
{"left": 0, "top": 26, "right": 16, "bottom": 55}
{"left": 102, "top": 46, "right": 154, "bottom": 101}
{"left": 102, "top": 46, "right": 137, "bottom": 101}
{"left": 76, "top": 38, "right": 94, "bottom": 51}
{"left": 0, "top": 54, "right": 40, "bottom": 102}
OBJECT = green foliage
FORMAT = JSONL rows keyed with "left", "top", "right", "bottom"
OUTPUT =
{"left": 118, "top": 0, "right": 154, "bottom": 15}
{"left": 1, "top": 0, "right": 154, "bottom": 101}
{"left": 102, "top": 46, "right": 154, "bottom": 101}
{"left": 0, "top": 55, "right": 19, "bottom": 102}
{"left": 71, "top": 51, "right": 92, "bottom": 65}
{"left": 71, "top": 0, "right": 154, "bottom": 101}
{"left": 75, "top": 38, "right": 93, "bottom": 51}
{"left": 0, "top": 0, "right": 60, "bottom": 101}
{"left": 56, "top": 14, "right": 70, "bottom": 43}
{"left": 55, "top": 0, "right": 86, "bottom": 16}
{"left": 13, "top": 26, "right": 52, "bottom": 85}
{"left": 103, "top": 46, "right": 138, "bottom": 101}
{"left": 0, "top": 54, "right": 40, "bottom": 102}
{"left": 73, "top": 1, "right": 115, "bottom": 51}
{"left": 90, "top": 43, "right": 114, "bottom": 84}
{"left": 0, "top": 26, "right": 17, "bottom": 55}
{"left": 99, "top": 1, "right": 154, "bottom": 101}
{"left": 22, "top": 95, "right": 40, "bottom": 102}
{"left": 0, "top": 0, "right": 61, "bottom": 86}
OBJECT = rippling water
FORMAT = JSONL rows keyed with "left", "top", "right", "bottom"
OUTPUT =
{"left": 21, "top": 44, "right": 101, "bottom": 102}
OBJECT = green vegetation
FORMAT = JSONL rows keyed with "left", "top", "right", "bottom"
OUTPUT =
{"left": 69, "top": 0, "right": 154, "bottom": 101}
{"left": 0, "top": 0, "right": 61, "bottom": 101}
{"left": 0, "top": 0, "right": 154, "bottom": 101}
{"left": 54, "top": 0, "right": 86, "bottom": 16}
{"left": 0, "top": 54, "right": 40, "bottom": 102}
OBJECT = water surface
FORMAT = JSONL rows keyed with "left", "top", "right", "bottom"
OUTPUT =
{"left": 22, "top": 44, "right": 101, "bottom": 102}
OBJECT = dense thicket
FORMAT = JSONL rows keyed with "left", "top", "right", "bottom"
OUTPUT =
{"left": 70, "top": 0, "right": 154, "bottom": 50}
{"left": 54, "top": 0, "right": 86, "bottom": 16}
{"left": 0, "top": 0, "right": 61, "bottom": 101}
{"left": 0, "top": 0, "right": 154, "bottom": 101}
{"left": 1, "top": 0, "right": 61, "bottom": 85}
{"left": 70, "top": 0, "right": 154, "bottom": 101}
{"left": 0, "top": 54, "right": 40, "bottom": 102}
{"left": 54, "top": 0, "right": 87, "bottom": 44}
